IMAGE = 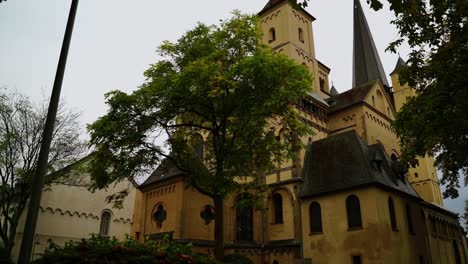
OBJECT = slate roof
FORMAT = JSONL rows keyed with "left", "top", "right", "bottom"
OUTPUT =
{"left": 353, "top": 0, "right": 389, "bottom": 87}
{"left": 327, "top": 79, "right": 378, "bottom": 113}
{"left": 258, "top": 0, "right": 316, "bottom": 21}
{"left": 139, "top": 159, "right": 184, "bottom": 189}
{"left": 307, "top": 91, "right": 329, "bottom": 107}
{"left": 299, "top": 130, "right": 419, "bottom": 199}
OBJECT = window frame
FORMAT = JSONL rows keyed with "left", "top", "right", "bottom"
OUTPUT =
{"left": 309, "top": 201, "right": 323, "bottom": 234}
{"left": 99, "top": 210, "right": 112, "bottom": 236}
{"left": 346, "top": 195, "right": 363, "bottom": 230}
{"left": 272, "top": 193, "right": 284, "bottom": 224}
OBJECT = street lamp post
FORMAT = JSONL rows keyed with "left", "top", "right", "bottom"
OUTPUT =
{"left": 18, "top": 1, "right": 79, "bottom": 262}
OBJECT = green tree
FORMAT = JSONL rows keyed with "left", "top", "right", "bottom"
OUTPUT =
{"left": 88, "top": 12, "right": 312, "bottom": 260}
{"left": 365, "top": 0, "right": 468, "bottom": 198}
{"left": 0, "top": 91, "right": 85, "bottom": 258}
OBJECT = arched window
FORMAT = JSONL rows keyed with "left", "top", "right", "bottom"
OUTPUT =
{"left": 269, "top": 28, "right": 276, "bottom": 43}
{"left": 372, "top": 95, "right": 375, "bottom": 107}
{"left": 388, "top": 197, "right": 397, "bottom": 231}
{"left": 346, "top": 195, "right": 362, "bottom": 229}
{"left": 153, "top": 203, "right": 167, "bottom": 228}
{"left": 236, "top": 195, "right": 253, "bottom": 241}
{"left": 99, "top": 210, "right": 111, "bottom": 236}
{"left": 272, "top": 193, "right": 283, "bottom": 224}
{"left": 298, "top": 28, "right": 304, "bottom": 43}
{"left": 406, "top": 204, "right": 415, "bottom": 234}
{"left": 309, "top": 202, "right": 323, "bottom": 233}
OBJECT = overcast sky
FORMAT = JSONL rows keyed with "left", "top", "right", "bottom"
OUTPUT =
{"left": 0, "top": 0, "right": 465, "bottom": 217}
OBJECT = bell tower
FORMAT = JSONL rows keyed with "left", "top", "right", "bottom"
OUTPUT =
{"left": 390, "top": 58, "right": 444, "bottom": 206}
{"left": 258, "top": 0, "right": 331, "bottom": 98}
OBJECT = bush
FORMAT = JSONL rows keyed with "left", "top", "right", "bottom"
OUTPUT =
{"left": 32, "top": 235, "right": 217, "bottom": 264}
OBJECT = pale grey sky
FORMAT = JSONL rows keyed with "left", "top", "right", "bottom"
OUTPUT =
{"left": 0, "top": 0, "right": 465, "bottom": 217}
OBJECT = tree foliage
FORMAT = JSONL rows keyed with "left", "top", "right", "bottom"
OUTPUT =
{"left": 365, "top": 0, "right": 468, "bottom": 198}
{"left": 88, "top": 12, "right": 312, "bottom": 260}
{"left": 0, "top": 91, "right": 85, "bottom": 257}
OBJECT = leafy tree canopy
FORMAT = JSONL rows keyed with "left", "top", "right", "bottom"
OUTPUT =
{"left": 88, "top": 12, "right": 312, "bottom": 260}
{"left": 362, "top": 0, "right": 468, "bottom": 198}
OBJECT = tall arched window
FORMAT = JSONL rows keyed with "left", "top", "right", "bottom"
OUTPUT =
{"left": 346, "top": 195, "right": 362, "bottom": 229}
{"left": 406, "top": 204, "right": 415, "bottom": 234}
{"left": 309, "top": 202, "right": 323, "bottom": 233}
{"left": 99, "top": 211, "right": 111, "bottom": 236}
{"left": 236, "top": 195, "right": 253, "bottom": 241}
{"left": 298, "top": 28, "right": 304, "bottom": 43}
{"left": 388, "top": 197, "right": 398, "bottom": 231}
{"left": 269, "top": 28, "right": 276, "bottom": 43}
{"left": 272, "top": 193, "right": 283, "bottom": 224}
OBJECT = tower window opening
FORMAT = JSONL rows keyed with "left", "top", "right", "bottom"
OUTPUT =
{"left": 269, "top": 28, "right": 276, "bottom": 43}
{"left": 272, "top": 193, "right": 284, "bottom": 224}
{"left": 298, "top": 28, "right": 304, "bottom": 43}
{"left": 319, "top": 78, "right": 325, "bottom": 91}
{"left": 414, "top": 173, "right": 419, "bottom": 178}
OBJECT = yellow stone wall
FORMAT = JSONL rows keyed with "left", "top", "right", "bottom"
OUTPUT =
{"left": 328, "top": 84, "right": 400, "bottom": 157}
{"left": 301, "top": 187, "right": 427, "bottom": 264}
{"left": 391, "top": 71, "right": 444, "bottom": 206}
{"left": 140, "top": 178, "right": 184, "bottom": 240}
{"left": 258, "top": 1, "right": 330, "bottom": 99}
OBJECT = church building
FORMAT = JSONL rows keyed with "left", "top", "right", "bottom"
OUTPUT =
{"left": 131, "top": 0, "right": 468, "bottom": 263}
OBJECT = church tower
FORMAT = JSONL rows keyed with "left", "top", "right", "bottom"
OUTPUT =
{"left": 258, "top": 0, "right": 331, "bottom": 99}
{"left": 390, "top": 58, "right": 444, "bottom": 206}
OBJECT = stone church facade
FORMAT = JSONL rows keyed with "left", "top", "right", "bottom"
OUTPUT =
{"left": 131, "top": 1, "right": 468, "bottom": 263}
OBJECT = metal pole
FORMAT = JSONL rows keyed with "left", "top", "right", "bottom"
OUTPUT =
{"left": 18, "top": 0, "right": 79, "bottom": 262}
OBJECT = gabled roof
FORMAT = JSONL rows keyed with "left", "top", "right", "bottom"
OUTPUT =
{"left": 327, "top": 79, "right": 379, "bottom": 113}
{"left": 299, "top": 130, "right": 419, "bottom": 199}
{"left": 353, "top": 0, "right": 389, "bottom": 87}
{"left": 139, "top": 159, "right": 184, "bottom": 189}
{"left": 258, "top": 0, "right": 316, "bottom": 21}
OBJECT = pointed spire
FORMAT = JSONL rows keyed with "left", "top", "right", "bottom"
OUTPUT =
{"left": 330, "top": 84, "right": 339, "bottom": 96}
{"left": 390, "top": 56, "right": 408, "bottom": 75}
{"left": 352, "top": 0, "right": 389, "bottom": 88}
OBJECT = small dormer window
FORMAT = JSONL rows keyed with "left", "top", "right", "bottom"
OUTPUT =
{"left": 269, "top": 28, "right": 276, "bottom": 43}
{"left": 298, "top": 28, "right": 304, "bottom": 43}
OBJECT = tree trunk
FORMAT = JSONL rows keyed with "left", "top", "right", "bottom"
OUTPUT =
{"left": 214, "top": 195, "right": 224, "bottom": 261}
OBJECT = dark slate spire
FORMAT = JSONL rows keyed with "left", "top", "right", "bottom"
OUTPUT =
{"left": 352, "top": 0, "right": 389, "bottom": 88}
{"left": 330, "top": 84, "right": 339, "bottom": 96}
{"left": 390, "top": 56, "right": 408, "bottom": 75}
